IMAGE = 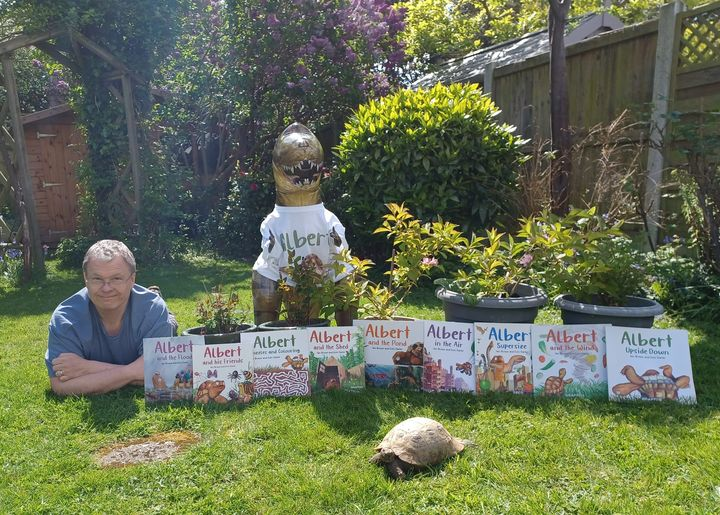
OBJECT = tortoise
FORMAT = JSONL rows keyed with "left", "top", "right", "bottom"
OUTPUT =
{"left": 543, "top": 368, "right": 573, "bottom": 396}
{"left": 369, "top": 417, "right": 472, "bottom": 480}
{"left": 612, "top": 364, "right": 690, "bottom": 400}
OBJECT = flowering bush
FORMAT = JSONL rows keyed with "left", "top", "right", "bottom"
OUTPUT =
{"left": 196, "top": 286, "right": 250, "bottom": 334}
{"left": 519, "top": 207, "right": 647, "bottom": 306}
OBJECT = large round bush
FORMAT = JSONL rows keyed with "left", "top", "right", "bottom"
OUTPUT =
{"left": 331, "top": 82, "right": 525, "bottom": 258}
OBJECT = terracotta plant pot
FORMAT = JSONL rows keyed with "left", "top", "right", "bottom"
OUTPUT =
{"left": 182, "top": 324, "right": 256, "bottom": 344}
{"left": 436, "top": 284, "right": 547, "bottom": 324}
{"left": 554, "top": 294, "right": 664, "bottom": 328}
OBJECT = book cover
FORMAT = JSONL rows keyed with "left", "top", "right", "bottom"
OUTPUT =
{"left": 422, "top": 320, "right": 475, "bottom": 393}
{"left": 474, "top": 323, "right": 533, "bottom": 395}
{"left": 531, "top": 325, "right": 608, "bottom": 399}
{"left": 191, "top": 340, "right": 254, "bottom": 405}
{"left": 354, "top": 319, "right": 424, "bottom": 390}
{"left": 143, "top": 335, "right": 202, "bottom": 403}
{"left": 606, "top": 327, "right": 696, "bottom": 403}
{"left": 308, "top": 326, "right": 365, "bottom": 392}
{"left": 247, "top": 329, "right": 311, "bottom": 397}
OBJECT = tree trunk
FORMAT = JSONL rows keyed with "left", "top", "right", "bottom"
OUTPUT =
{"left": 548, "top": 0, "right": 572, "bottom": 215}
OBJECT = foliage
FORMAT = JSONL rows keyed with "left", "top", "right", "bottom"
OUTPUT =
{"left": 434, "top": 228, "right": 532, "bottom": 303}
{"left": 399, "top": 0, "right": 708, "bottom": 70}
{"left": 205, "top": 173, "right": 275, "bottom": 259}
{"left": 645, "top": 243, "right": 720, "bottom": 321}
{"left": 0, "top": 248, "right": 23, "bottom": 287}
{"left": 54, "top": 235, "right": 96, "bottom": 270}
{"left": 12, "top": 0, "right": 182, "bottom": 241}
{"left": 225, "top": 0, "right": 406, "bottom": 148}
{"left": 195, "top": 285, "right": 249, "bottom": 334}
{"left": 332, "top": 82, "right": 525, "bottom": 259}
{"left": 520, "top": 207, "right": 647, "bottom": 305}
{"left": 671, "top": 110, "right": 720, "bottom": 275}
{"left": 342, "top": 203, "right": 461, "bottom": 318}
{"left": 277, "top": 249, "right": 342, "bottom": 325}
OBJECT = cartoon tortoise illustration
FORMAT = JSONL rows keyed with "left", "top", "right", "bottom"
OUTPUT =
{"left": 543, "top": 368, "right": 573, "bottom": 396}
{"left": 612, "top": 364, "right": 690, "bottom": 400}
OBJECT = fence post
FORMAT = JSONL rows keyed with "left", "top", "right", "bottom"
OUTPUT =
{"left": 483, "top": 62, "right": 495, "bottom": 98}
{"left": 645, "top": 0, "right": 686, "bottom": 247}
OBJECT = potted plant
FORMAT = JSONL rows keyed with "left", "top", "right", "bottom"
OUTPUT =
{"left": 258, "top": 250, "right": 337, "bottom": 330}
{"left": 342, "top": 203, "right": 462, "bottom": 320}
{"left": 183, "top": 286, "right": 255, "bottom": 343}
{"left": 362, "top": 203, "right": 546, "bottom": 323}
{"left": 520, "top": 207, "right": 663, "bottom": 327}
{"left": 433, "top": 227, "right": 548, "bottom": 323}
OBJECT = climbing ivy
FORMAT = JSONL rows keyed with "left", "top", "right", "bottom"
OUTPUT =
{"left": 13, "top": 1, "right": 181, "bottom": 243}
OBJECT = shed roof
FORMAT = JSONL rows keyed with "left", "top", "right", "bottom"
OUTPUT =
{"left": 413, "top": 12, "right": 623, "bottom": 89}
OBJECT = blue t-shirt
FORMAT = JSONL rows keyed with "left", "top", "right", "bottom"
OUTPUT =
{"left": 45, "top": 285, "right": 173, "bottom": 376}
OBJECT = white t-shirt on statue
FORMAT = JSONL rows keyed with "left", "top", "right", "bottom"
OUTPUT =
{"left": 252, "top": 203, "right": 351, "bottom": 284}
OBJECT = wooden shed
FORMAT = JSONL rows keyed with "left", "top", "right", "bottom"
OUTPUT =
{"left": 21, "top": 104, "right": 85, "bottom": 245}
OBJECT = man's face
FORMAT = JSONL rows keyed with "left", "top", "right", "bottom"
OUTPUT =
{"left": 84, "top": 256, "right": 135, "bottom": 315}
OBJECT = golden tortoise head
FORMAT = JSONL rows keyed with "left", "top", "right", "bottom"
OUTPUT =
{"left": 272, "top": 122, "right": 324, "bottom": 206}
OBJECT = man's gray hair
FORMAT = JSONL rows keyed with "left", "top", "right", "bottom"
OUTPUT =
{"left": 82, "top": 240, "right": 136, "bottom": 274}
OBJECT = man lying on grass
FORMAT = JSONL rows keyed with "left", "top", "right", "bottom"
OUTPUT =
{"left": 45, "top": 240, "right": 174, "bottom": 396}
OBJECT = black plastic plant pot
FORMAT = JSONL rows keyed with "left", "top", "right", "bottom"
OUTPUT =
{"left": 182, "top": 324, "right": 256, "bottom": 344}
{"left": 436, "top": 284, "right": 548, "bottom": 324}
{"left": 256, "top": 318, "right": 331, "bottom": 331}
{"left": 554, "top": 294, "right": 664, "bottom": 328}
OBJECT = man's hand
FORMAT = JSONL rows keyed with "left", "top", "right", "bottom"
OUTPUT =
{"left": 49, "top": 355, "right": 145, "bottom": 396}
{"left": 51, "top": 353, "right": 115, "bottom": 382}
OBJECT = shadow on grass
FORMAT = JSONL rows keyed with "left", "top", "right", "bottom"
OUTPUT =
{"left": 313, "top": 381, "right": 718, "bottom": 444}
{"left": 43, "top": 386, "right": 141, "bottom": 430}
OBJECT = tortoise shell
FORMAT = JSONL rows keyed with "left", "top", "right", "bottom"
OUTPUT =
{"left": 375, "top": 417, "right": 466, "bottom": 467}
{"left": 544, "top": 368, "right": 571, "bottom": 395}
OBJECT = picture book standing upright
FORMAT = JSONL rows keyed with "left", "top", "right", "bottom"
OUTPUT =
{"left": 531, "top": 325, "right": 608, "bottom": 399}
{"left": 354, "top": 319, "right": 424, "bottom": 390}
{"left": 308, "top": 326, "right": 365, "bottom": 392}
{"left": 606, "top": 327, "right": 696, "bottom": 403}
{"left": 474, "top": 323, "right": 533, "bottom": 395}
{"left": 192, "top": 340, "right": 254, "bottom": 405}
{"left": 247, "top": 328, "right": 311, "bottom": 397}
{"left": 422, "top": 320, "right": 475, "bottom": 393}
{"left": 143, "top": 335, "right": 203, "bottom": 403}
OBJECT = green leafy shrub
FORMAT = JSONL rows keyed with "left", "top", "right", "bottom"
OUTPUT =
{"left": 332, "top": 82, "right": 525, "bottom": 259}
{"left": 55, "top": 235, "right": 96, "bottom": 270}
{"left": 520, "top": 208, "right": 647, "bottom": 306}
{"left": 645, "top": 244, "right": 720, "bottom": 320}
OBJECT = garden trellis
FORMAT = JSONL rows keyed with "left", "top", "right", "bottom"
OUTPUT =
{"left": 0, "top": 28, "right": 145, "bottom": 280}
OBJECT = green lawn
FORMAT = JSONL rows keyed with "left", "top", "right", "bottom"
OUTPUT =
{"left": 1, "top": 257, "right": 719, "bottom": 513}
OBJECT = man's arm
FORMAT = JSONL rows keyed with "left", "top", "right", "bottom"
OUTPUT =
{"left": 49, "top": 355, "right": 144, "bottom": 396}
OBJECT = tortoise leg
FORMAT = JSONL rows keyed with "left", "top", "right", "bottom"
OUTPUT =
{"left": 385, "top": 458, "right": 406, "bottom": 480}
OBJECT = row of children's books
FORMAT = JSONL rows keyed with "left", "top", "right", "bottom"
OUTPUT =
{"left": 144, "top": 320, "right": 696, "bottom": 405}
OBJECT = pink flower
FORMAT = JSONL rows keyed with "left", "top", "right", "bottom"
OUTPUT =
{"left": 518, "top": 253, "right": 533, "bottom": 267}
{"left": 249, "top": 182, "right": 259, "bottom": 191}
{"left": 422, "top": 257, "right": 438, "bottom": 267}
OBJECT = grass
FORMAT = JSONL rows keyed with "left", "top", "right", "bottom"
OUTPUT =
{"left": 1, "top": 257, "right": 720, "bottom": 513}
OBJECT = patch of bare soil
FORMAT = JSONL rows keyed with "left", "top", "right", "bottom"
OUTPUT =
{"left": 96, "top": 431, "right": 200, "bottom": 468}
